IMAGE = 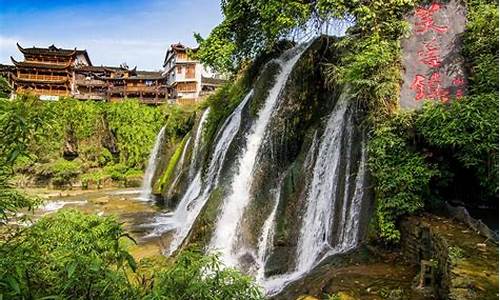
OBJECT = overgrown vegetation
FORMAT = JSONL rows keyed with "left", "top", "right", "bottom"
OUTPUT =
{"left": 158, "top": 133, "right": 191, "bottom": 191}
{"left": 0, "top": 93, "right": 263, "bottom": 300}
{"left": 0, "top": 95, "right": 195, "bottom": 188}
{"left": 368, "top": 0, "right": 498, "bottom": 242}
{"left": 197, "top": 0, "right": 498, "bottom": 243}
{"left": 0, "top": 209, "right": 264, "bottom": 299}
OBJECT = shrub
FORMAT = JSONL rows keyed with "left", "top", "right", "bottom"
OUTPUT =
{"left": 368, "top": 113, "right": 437, "bottom": 242}
{"left": 41, "top": 159, "right": 81, "bottom": 187}
{"left": 144, "top": 249, "right": 264, "bottom": 300}
{"left": 0, "top": 210, "right": 139, "bottom": 299}
{"left": 417, "top": 95, "right": 499, "bottom": 197}
{"left": 103, "top": 163, "right": 129, "bottom": 182}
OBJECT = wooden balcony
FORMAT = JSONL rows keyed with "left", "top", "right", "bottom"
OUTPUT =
{"left": 73, "top": 93, "right": 106, "bottom": 100}
{"left": 18, "top": 74, "right": 68, "bottom": 82}
{"left": 18, "top": 88, "right": 69, "bottom": 96}
{"left": 126, "top": 86, "right": 168, "bottom": 93}
{"left": 140, "top": 98, "right": 167, "bottom": 105}
{"left": 109, "top": 86, "right": 126, "bottom": 93}
{"left": 76, "top": 79, "right": 107, "bottom": 86}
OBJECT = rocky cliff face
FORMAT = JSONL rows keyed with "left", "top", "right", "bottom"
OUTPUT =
{"left": 153, "top": 36, "right": 374, "bottom": 294}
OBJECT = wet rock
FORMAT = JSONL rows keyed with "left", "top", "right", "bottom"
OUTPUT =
{"left": 296, "top": 296, "right": 319, "bottom": 300}
{"left": 63, "top": 127, "right": 79, "bottom": 160}
{"left": 90, "top": 197, "right": 109, "bottom": 205}
{"left": 100, "top": 113, "right": 119, "bottom": 156}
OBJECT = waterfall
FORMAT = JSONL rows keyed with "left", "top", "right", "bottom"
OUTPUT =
{"left": 295, "top": 97, "right": 350, "bottom": 272}
{"left": 165, "top": 91, "right": 253, "bottom": 255}
{"left": 189, "top": 108, "right": 210, "bottom": 178}
{"left": 256, "top": 131, "right": 318, "bottom": 282}
{"left": 261, "top": 96, "right": 367, "bottom": 295}
{"left": 139, "top": 126, "right": 166, "bottom": 201}
{"left": 335, "top": 138, "right": 367, "bottom": 252}
{"left": 255, "top": 182, "right": 282, "bottom": 281}
{"left": 209, "top": 44, "right": 309, "bottom": 267}
{"left": 149, "top": 38, "right": 370, "bottom": 295}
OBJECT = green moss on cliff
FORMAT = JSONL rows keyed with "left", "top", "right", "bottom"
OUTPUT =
{"left": 157, "top": 134, "right": 190, "bottom": 192}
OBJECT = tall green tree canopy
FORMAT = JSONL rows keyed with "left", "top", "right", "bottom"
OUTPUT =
{"left": 195, "top": 0, "right": 414, "bottom": 72}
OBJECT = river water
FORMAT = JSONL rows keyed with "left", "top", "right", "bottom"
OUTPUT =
{"left": 32, "top": 188, "right": 171, "bottom": 258}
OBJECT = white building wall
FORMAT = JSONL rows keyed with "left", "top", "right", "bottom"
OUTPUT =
{"left": 163, "top": 48, "right": 224, "bottom": 102}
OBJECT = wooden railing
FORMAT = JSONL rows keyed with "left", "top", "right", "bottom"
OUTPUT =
{"left": 74, "top": 93, "right": 106, "bottom": 100}
{"left": 176, "top": 98, "right": 197, "bottom": 106}
{"left": 126, "top": 86, "right": 169, "bottom": 93}
{"left": 18, "top": 74, "right": 67, "bottom": 82}
{"left": 109, "top": 87, "right": 126, "bottom": 93}
{"left": 18, "top": 89, "right": 68, "bottom": 96}
{"left": 76, "top": 79, "right": 106, "bottom": 86}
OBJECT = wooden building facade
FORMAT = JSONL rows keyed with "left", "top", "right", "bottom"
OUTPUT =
{"left": 163, "top": 43, "right": 226, "bottom": 105}
{"left": 1, "top": 44, "right": 169, "bottom": 104}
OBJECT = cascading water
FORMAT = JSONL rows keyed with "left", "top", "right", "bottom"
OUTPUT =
{"left": 295, "top": 98, "right": 350, "bottom": 272}
{"left": 209, "top": 44, "right": 310, "bottom": 267}
{"left": 149, "top": 37, "right": 370, "bottom": 296}
{"left": 165, "top": 91, "right": 253, "bottom": 254}
{"left": 189, "top": 108, "right": 210, "bottom": 178}
{"left": 139, "top": 126, "right": 166, "bottom": 201}
{"left": 260, "top": 95, "right": 368, "bottom": 295}
{"left": 335, "top": 138, "right": 367, "bottom": 252}
{"left": 255, "top": 181, "right": 283, "bottom": 281}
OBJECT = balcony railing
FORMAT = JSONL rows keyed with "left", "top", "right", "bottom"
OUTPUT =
{"left": 18, "top": 88, "right": 69, "bottom": 96}
{"left": 140, "top": 98, "right": 167, "bottom": 105}
{"left": 126, "top": 86, "right": 169, "bottom": 93}
{"left": 109, "top": 86, "right": 126, "bottom": 93}
{"left": 18, "top": 74, "right": 67, "bottom": 82}
{"left": 73, "top": 93, "right": 106, "bottom": 100}
{"left": 76, "top": 79, "right": 106, "bottom": 86}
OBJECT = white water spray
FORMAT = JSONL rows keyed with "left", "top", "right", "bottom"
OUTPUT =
{"left": 165, "top": 91, "right": 253, "bottom": 255}
{"left": 209, "top": 44, "right": 309, "bottom": 267}
{"left": 189, "top": 108, "right": 211, "bottom": 178}
{"left": 139, "top": 126, "right": 166, "bottom": 201}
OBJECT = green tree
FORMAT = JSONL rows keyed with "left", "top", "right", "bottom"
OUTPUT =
{"left": 0, "top": 76, "right": 11, "bottom": 99}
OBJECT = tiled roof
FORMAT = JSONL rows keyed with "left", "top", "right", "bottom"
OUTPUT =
{"left": 131, "top": 71, "right": 164, "bottom": 80}
{"left": 11, "top": 57, "right": 72, "bottom": 69}
{"left": 17, "top": 43, "right": 92, "bottom": 65}
{"left": 76, "top": 65, "right": 129, "bottom": 72}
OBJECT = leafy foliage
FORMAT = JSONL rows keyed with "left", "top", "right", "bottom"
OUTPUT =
{"left": 368, "top": 113, "right": 437, "bottom": 242}
{"left": 106, "top": 100, "right": 164, "bottom": 168}
{"left": 39, "top": 159, "right": 82, "bottom": 187}
{"left": 158, "top": 133, "right": 190, "bottom": 191}
{"left": 0, "top": 210, "right": 140, "bottom": 299}
{"left": 0, "top": 76, "right": 11, "bottom": 99}
{"left": 417, "top": 95, "right": 499, "bottom": 197}
{"left": 144, "top": 249, "right": 264, "bottom": 300}
{"left": 0, "top": 209, "right": 264, "bottom": 299}
{"left": 1, "top": 96, "right": 196, "bottom": 186}
{"left": 462, "top": 0, "right": 499, "bottom": 94}
{"left": 195, "top": 0, "right": 311, "bottom": 72}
